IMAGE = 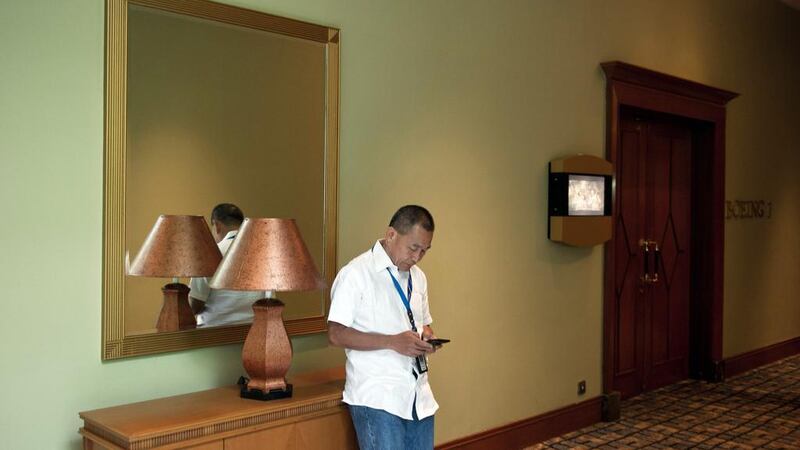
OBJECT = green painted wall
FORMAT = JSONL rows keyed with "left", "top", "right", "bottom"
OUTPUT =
{"left": 1, "top": 1, "right": 798, "bottom": 448}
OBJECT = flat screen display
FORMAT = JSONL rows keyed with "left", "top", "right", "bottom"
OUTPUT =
{"left": 568, "top": 174, "right": 605, "bottom": 216}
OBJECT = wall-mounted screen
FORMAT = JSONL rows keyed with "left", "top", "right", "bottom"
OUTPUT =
{"left": 568, "top": 174, "right": 606, "bottom": 216}
{"left": 548, "top": 172, "right": 611, "bottom": 217}
{"left": 548, "top": 154, "right": 613, "bottom": 246}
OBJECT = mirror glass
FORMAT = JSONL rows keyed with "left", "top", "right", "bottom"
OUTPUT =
{"left": 102, "top": 0, "right": 339, "bottom": 359}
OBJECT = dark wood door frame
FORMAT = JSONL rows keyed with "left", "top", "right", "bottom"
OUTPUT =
{"left": 601, "top": 61, "right": 738, "bottom": 393}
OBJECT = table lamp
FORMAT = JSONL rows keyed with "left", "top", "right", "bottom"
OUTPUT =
{"left": 128, "top": 215, "right": 222, "bottom": 332}
{"left": 209, "top": 218, "right": 325, "bottom": 401}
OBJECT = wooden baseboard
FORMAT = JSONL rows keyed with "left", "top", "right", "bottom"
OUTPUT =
{"left": 436, "top": 397, "right": 602, "bottom": 450}
{"left": 724, "top": 336, "right": 800, "bottom": 378}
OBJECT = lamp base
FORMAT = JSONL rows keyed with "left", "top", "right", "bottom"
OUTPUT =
{"left": 241, "top": 298, "right": 294, "bottom": 400}
{"left": 238, "top": 376, "right": 293, "bottom": 401}
{"left": 156, "top": 283, "right": 196, "bottom": 332}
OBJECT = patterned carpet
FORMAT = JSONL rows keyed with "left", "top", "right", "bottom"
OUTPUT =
{"left": 529, "top": 355, "right": 800, "bottom": 449}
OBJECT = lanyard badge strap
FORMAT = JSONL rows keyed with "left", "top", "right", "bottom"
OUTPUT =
{"left": 387, "top": 268, "right": 428, "bottom": 375}
{"left": 387, "top": 268, "right": 415, "bottom": 331}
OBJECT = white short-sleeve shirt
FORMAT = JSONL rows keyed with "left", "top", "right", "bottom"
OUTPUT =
{"left": 328, "top": 240, "right": 439, "bottom": 420}
{"left": 190, "top": 230, "right": 269, "bottom": 327}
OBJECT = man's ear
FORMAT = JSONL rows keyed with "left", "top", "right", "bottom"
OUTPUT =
{"left": 385, "top": 226, "right": 397, "bottom": 243}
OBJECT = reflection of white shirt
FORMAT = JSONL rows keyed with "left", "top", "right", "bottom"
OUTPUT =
{"left": 328, "top": 240, "right": 438, "bottom": 420}
{"left": 189, "top": 230, "right": 269, "bottom": 327}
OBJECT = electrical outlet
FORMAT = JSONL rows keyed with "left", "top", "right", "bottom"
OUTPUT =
{"left": 578, "top": 380, "right": 586, "bottom": 395}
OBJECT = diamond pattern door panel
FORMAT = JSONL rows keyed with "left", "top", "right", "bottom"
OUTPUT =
{"left": 645, "top": 122, "right": 691, "bottom": 392}
{"left": 612, "top": 114, "right": 692, "bottom": 399}
{"left": 613, "top": 118, "right": 646, "bottom": 398}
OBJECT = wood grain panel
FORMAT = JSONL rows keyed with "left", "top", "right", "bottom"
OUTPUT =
{"left": 613, "top": 118, "right": 646, "bottom": 397}
{"left": 646, "top": 120, "right": 692, "bottom": 391}
{"left": 186, "top": 441, "right": 223, "bottom": 450}
{"left": 224, "top": 424, "right": 294, "bottom": 450}
{"left": 649, "top": 131, "right": 672, "bottom": 367}
{"left": 295, "top": 411, "right": 358, "bottom": 450}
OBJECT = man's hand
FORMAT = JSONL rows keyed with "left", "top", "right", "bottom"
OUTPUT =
{"left": 390, "top": 330, "right": 433, "bottom": 357}
{"left": 422, "top": 325, "right": 438, "bottom": 354}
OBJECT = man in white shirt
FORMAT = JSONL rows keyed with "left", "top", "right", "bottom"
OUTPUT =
{"left": 190, "top": 203, "right": 266, "bottom": 327}
{"left": 328, "top": 205, "right": 441, "bottom": 450}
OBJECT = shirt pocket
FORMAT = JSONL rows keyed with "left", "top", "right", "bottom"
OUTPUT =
{"left": 356, "top": 284, "right": 403, "bottom": 333}
{"left": 354, "top": 286, "right": 379, "bottom": 328}
{"left": 410, "top": 292, "right": 426, "bottom": 329}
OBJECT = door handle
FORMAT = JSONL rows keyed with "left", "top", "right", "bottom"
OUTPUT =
{"left": 651, "top": 243, "right": 660, "bottom": 284}
{"left": 639, "top": 239, "right": 652, "bottom": 285}
{"left": 638, "top": 239, "right": 659, "bottom": 285}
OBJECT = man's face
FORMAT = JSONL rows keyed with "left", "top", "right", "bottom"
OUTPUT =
{"left": 384, "top": 224, "right": 433, "bottom": 272}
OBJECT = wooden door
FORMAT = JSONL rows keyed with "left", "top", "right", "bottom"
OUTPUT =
{"left": 611, "top": 112, "right": 692, "bottom": 399}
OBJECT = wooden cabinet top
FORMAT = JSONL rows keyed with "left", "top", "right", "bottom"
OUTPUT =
{"left": 79, "top": 379, "right": 346, "bottom": 449}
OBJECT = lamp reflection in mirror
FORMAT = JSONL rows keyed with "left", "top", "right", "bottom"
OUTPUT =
{"left": 127, "top": 215, "right": 222, "bottom": 332}
{"left": 210, "top": 218, "right": 325, "bottom": 400}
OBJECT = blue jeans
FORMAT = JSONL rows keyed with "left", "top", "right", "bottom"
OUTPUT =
{"left": 348, "top": 403, "right": 434, "bottom": 450}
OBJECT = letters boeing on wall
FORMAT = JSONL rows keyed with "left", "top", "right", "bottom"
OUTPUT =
{"left": 548, "top": 154, "right": 613, "bottom": 246}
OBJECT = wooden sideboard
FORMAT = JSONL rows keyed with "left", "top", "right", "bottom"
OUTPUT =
{"left": 78, "top": 378, "right": 357, "bottom": 450}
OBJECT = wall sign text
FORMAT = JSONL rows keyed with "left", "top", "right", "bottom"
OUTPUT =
{"left": 726, "top": 200, "right": 772, "bottom": 219}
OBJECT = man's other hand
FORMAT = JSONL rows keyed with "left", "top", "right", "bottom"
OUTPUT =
{"left": 391, "top": 331, "right": 433, "bottom": 356}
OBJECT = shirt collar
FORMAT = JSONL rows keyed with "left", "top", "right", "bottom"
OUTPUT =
{"left": 223, "top": 229, "right": 238, "bottom": 241}
{"left": 371, "top": 240, "right": 396, "bottom": 273}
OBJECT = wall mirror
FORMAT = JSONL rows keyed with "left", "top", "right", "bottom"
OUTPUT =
{"left": 103, "top": 0, "right": 339, "bottom": 360}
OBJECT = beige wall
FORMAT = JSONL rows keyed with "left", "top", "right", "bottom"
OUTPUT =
{"left": 718, "top": 1, "right": 800, "bottom": 356}
{"left": 1, "top": 0, "right": 799, "bottom": 448}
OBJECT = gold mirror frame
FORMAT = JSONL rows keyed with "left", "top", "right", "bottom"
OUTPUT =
{"left": 102, "top": 0, "right": 339, "bottom": 360}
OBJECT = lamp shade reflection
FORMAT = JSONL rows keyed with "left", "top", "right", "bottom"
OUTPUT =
{"left": 210, "top": 218, "right": 324, "bottom": 400}
{"left": 128, "top": 215, "right": 221, "bottom": 277}
{"left": 128, "top": 215, "right": 222, "bottom": 332}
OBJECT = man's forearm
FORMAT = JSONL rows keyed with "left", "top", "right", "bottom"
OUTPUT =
{"left": 328, "top": 321, "right": 433, "bottom": 356}
{"left": 327, "top": 321, "right": 393, "bottom": 351}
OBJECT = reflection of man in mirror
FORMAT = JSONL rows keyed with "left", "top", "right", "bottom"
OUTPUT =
{"left": 328, "top": 205, "right": 440, "bottom": 450}
{"left": 190, "top": 203, "right": 268, "bottom": 327}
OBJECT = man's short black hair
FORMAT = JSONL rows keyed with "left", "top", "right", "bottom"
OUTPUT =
{"left": 211, "top": 203, "right": 245, "bottom": 227}
{"left": 389, "top": 205, "right": 434, "bottom": 234}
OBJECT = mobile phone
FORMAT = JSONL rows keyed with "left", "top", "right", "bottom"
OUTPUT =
{"left": 426, "top": 338, "right": 450, "bottom": 346}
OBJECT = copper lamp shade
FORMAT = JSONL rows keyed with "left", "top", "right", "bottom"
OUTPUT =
{"left": 128, "top": 215, "right": 221, "bottom": 278}
{"left": 209, "top": 218, "right": 324, "bottom": 292}
{"left": 210, "top": 218, "right": 324, "bottom": 401}
{"left": 128, "top": 215, "right": 222, "bottom": 332}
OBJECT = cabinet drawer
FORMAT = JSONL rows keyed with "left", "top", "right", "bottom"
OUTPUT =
{"left": 224, "top": 410, "right": 356, "bottom": 450}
